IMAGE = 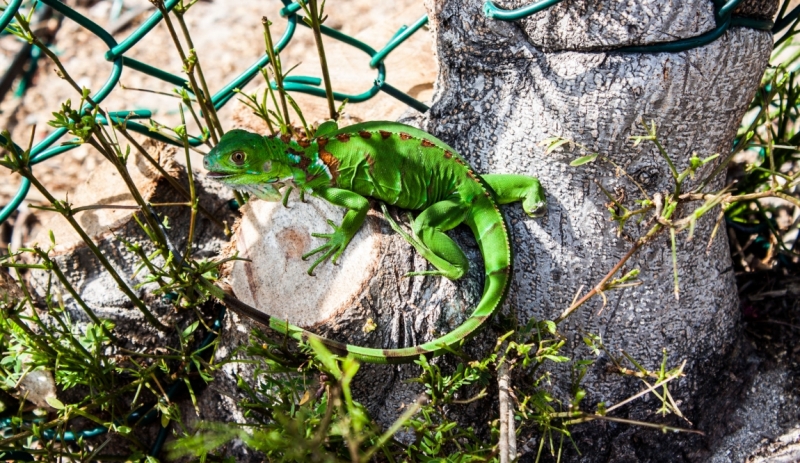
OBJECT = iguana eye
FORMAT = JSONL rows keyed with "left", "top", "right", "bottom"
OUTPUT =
{"left": 231, "top": 151, "right": 246, "bottom": 165}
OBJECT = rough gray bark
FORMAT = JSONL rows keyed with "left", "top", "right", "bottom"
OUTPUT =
{"left": 218, "top": 0, "right": 779, "bottom": 459}
{"left": 490, "top": 0, "right": 778, "bottom": 50}
{"left": 416, "top": 0, "right": 775, "bottom": 460}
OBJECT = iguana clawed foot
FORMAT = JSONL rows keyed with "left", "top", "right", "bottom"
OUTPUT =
{"left": 302, "top": 219, "right": 354, "bottom": 275}
{"left": 523, "top": 195, "right": 547, "bottom": 218}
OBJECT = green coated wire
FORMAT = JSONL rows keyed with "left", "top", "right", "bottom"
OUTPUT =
{"left": 369, "top": 15, "right": 428, "bottom": 68}
{"left": 483, "top": 0, "right": 565, "bottom": 21}
{"left": 616, "top": 16, "right": 733, "bottom": 54}
{"left": 0, "top": 0, "right": 23, "bottom": 31}
{"left": 482, "top": 0, "right": 773, "bottom": 54}
{"left": 0, "top": 0, "right": 428, "bottom": 223}
{"left": 105, "top": 0, "right": 181, "bottom": 60}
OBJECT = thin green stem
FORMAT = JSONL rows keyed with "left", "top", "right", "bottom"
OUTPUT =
{"left": 85, "top": 134, "right": 173, "bottom": 255}
{"left": 651, "top": 137, "right": 680, "bottom": 195}
{"left": 263, "top": 16, "right": 291, "bottom": 132}
{"left": 21, "top": 172, "right": 168, "bottom": 331}
{"left": 42, "top": 298, "right": 99, "bottom": 368}
{"left": 149, "top": 202, "right": 192, "bottom": 207}
{"left": 128, "top": 244, "right": 170, "bottom": 291}
{"left": 307, "top": 0, "right": 337, "bottom": 119}
{"left": 71, "top": 204, "right": 140, "bottom": 213}
{"left": 7, "top": 310, "right": 58, "bottom": 357}
{"left": 670, "top": 228, "right": 679, "bottom": 300}
{"left": 154, "top": 0, "right": 218, "bottom": 145}
{"left": 179, "top": 107, "right": 198, "bottom": 262}
{"left": 36, "top": 249, "right": 119, "bottom": 343}
{"left": 174, "top": 8, "right": 224, "bottom": 139}
{"left": 114, "top": 125, "right": 226, "bottom": 230}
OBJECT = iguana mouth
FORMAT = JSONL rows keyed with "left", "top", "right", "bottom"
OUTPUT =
{"left": 206, "top": 171, "right": 235, "bottom": 180}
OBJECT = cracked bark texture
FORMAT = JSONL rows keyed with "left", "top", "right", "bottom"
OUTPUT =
{"left": 17, "top": 0, "right": 775, "bottom": 458}
{"left": 215, "top": 0, "right": 777, "bottom": 460}
{"left": 491, "top": 0, "right": 777, "bottom": 50}
{"left": 412, "top": 0, "right": 774, "bottom": 460}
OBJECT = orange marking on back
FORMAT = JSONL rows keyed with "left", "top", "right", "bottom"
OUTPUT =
{"left": 336, "top": 133, "right": 351, "bottom": 142}
{"left": 444, "top": 151, "right": 453, "bottom": 159}
{"left": 421, "top": 139, "right": 435, "bottom": 148}
{"left": 379, "top": 130, "right": 392, "bottom": 139}
{"left": 317, "top": 137, "right": 329, "bottom": 148}
{"left": 297, "top": 139, "right": 311, "bottom": 148}
{"left": 318, "top": 150, "right": 340, "bottom": 181}
{"left": 399, "top": 132, "right": 412, "bottom": 140}
{"left": 359, "top": 130, "right": 372, "bottom": 139}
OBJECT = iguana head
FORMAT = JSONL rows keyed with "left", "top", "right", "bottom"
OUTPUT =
{"left": 203, "top": 129, "right": 293, "bottom": 201}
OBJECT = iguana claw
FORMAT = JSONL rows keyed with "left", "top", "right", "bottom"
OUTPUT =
{"left": 380, "top": 204, "right": 448, "bottom": 278}
{"left": 302, "top": 219, "right": 351, "bottom": 275}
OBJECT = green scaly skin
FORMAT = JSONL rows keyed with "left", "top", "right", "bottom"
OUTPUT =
{"left": 204, "top": 121, "right": 546, "bottom": 364}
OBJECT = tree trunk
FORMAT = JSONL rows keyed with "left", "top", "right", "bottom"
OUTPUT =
{"left": 221, "top": 1, "right": 779, "bottom": 459}
{"left": 416, "top": 0, "right": 776, "bottom": 460}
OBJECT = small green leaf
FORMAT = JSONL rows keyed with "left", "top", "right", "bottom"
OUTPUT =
{"left": 540, "top": 320, "right": 556, "bottom": 334}
{"left": 569, "top": 154, "right": 598, "bottom": 166}
{"left": 46, "top": 397, "right": 65, "bottom": 409}
{"left": 181, "top": 321, "right": 199, "bottom": 339}
{"left": 542, "top": 354, "right": 570, "bottom": 363}
{"left": 314, "top": 120, "right": 339, "bottom": 137}
{"left": 544, "top": 138, "right": 571, "bottom": 154}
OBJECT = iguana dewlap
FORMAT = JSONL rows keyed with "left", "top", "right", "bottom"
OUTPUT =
{"left": 203, "top": 121, "right": 545, "bottom": 363}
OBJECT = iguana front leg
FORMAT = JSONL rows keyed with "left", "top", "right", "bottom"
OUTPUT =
{"left": 302, "top": 186, "right": 369, "bottom": 275}
{"left": 482, "top": 174, "right": 546, "bottom": 217}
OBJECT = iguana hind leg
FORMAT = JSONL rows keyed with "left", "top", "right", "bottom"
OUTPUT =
{"left": 381, "top": 199, "right": 469, "bottom": 280}
{"left": 482, "top": 174, "right": 546, "bottom": 217}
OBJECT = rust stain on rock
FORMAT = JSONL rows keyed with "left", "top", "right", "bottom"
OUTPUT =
{"left": 243, "top": 260, "right": 259, "bottom": 301}
{"left": 276, "top": 227, "right": 311, "bottom": 260}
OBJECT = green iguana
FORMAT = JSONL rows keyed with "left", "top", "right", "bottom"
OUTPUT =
{"left": 203, "top": 121, "right": 545, "bottom": 364}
